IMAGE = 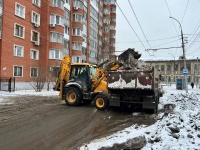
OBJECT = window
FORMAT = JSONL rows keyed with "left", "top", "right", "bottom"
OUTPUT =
{"left": 64, "top": 25, "right": 70, "bottom": 35}
{"left": 32, "top": 0, "right": 41, "bottom": 7}
{"left": 73, "top": 28, "right": 82, "bottom": 36}
{"left": 155, "top": 65, "right": 159, "bottom": 71}
{"left": 14, "top": 45, "right": 24, "bottom": 57}
{"left": 51, "top": 0, "right": 64, "bottom": 9}
{"left": 15, "top": 3, "right": 25, "bottom": 19}
{"left": 50, "top": 14, "right": 64, "bottom": 26}
{"left": 31, "top": 49, "right": 39, "bottom": 60}
{"left": 73, "top": 0, "right": 83, "bottom": 9}
{"left": 111, "top": 17, "right": 116, "bottom": 21}
{"left": 90, "top": 6, "right": 98, "bottom": 18}
{"left": 72, "top": 42, "right": 82, "bottom": 51}
{"left": 32, "top": 11, "right": 40, "bottom": 26}
{"left": 103, "top": 18, "right": 110, "bottom": 24}
{"left": 31, "top": 68, "right": 38, "bottom": 77}
{"left": 50, "top": 32, "right": 64, "bottom": 44}
{"left": 104, "top": 9, "right": 110, "bottom": 15}
{"left": 14, "top": 66, "right": 23, "bottom": 77}
{"left": 110, "top": 7, "right": 116, "bottom": 13}
{"left": 73, "top": 14, "right": 83, "bottom": 23}
{"left": 161, "top": 65, "right": 165, "bottom": 71}
{"left": 49, "top": 49, "right": 63, "bottom": 59}
{"left": 14, "top": 23, "right": 25, "bottom": 38}
{"left": 90, "top": 17, "right": 98, "bottom": 28}
{"left": 31, "top": 30, "right": 40, "bottom": 43}
{"left": 64, "top": 9, "right": 70, "bottom": 25}
{"left": 51, "top": 67, "right": 60, "bottom": 77}
{"left": 64, "top": 40, "right": 69, "bottom": 55}
{"left": 167, "top": 65, "right": 171, "bottom": 71}
{"left": 65, "top": 0, "right": 70, "bottom": 5}
{"left": 71, "top": 56, "right": 82, "bottom": 63}
{"left": 110, "top": 25, "right": 115, "bottom": 30}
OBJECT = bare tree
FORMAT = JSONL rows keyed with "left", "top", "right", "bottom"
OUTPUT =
{"left": 30, "top": 66, "right": 47, "bottom": 92}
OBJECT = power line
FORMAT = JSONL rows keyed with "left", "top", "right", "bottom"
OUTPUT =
{"left": 128, "top": 0, "right": 151, "bottom": 48}
{"left": 115, "top": 35, "right": 181, "bottom": 43}
{"left": 115, "top": 2, "right": 146, "bottom": 50}
{"left": 187, "top": 46, "right": 200, "bottom": 55}
{"left": 150, "top": 39, "right": 180, "bottom": 49}
{"left": 181, "top": 0, "right": 190, "bottom": 24}
{"left": 165, "top": 0, "right": 179, "bottom": 36}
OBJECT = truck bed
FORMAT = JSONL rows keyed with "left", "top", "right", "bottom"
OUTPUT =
{"left": 107, "top": 70, "right": 154, "bottom": 90}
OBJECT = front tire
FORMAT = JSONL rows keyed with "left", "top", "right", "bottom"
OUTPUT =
{"left": 94, "top": 94, "right": 109, "bottom": 110}
{"left": 65, "top": 87, "right": 82, "bottom": 106}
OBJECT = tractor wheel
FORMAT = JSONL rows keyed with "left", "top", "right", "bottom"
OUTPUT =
{"left": 65, "top": 87, "right": 82, "bottom": 106}
{"left": 94, "top": 94, "right": 109, "bottom": 110}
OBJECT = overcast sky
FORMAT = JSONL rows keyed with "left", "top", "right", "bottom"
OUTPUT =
{"left": 116, "top": 0, "right": 200, "bottom": 60}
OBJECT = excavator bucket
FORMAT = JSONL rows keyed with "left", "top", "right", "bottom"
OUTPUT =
{"left": 118, "top": 48, "right": 141, "bottom": 62}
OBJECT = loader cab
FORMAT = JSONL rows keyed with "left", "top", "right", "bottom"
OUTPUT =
{"left": 69, "top": 63, "right": 97, "bottom": 91}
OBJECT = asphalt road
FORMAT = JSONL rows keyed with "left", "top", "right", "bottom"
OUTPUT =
{"left": 0, "top": 95, "right": 155, "bottom": 150}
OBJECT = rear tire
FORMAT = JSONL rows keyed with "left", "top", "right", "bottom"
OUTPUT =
{"left": 94, "top": 94, "right": 109, "bottom": 110}
{"left": 65, "top": 87, "right": 82, "bottom": 106}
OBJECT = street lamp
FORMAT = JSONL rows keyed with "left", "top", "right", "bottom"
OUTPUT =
{"left": 168, "top": 53, "right": 175, "bottom": 83}
{"left": 170, "top": 16, "right": 188, "bottom": 93}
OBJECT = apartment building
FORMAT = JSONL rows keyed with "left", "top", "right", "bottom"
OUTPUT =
{"left": 0, "top": 0, "right": 116, "bottom": 90}
{"left": 145, "top": 57, "right": 200, "bottom": 86}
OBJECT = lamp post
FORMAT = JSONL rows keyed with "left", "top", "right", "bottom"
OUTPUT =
{"left": 168, "top": 53, "right": 175, "bottom": 82}
{"left": 170, "top": 16, "right": 188, "bottom": 93}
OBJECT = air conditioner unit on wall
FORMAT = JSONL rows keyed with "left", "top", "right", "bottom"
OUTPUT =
{"left": 34, "top": 41, "right": 39, "bottom": 46}
{"left": 34, "top": 23, "right": 39, "bottom": 27}
{"left": 49, "top": 23, "right": 55, "bottom": 27}
{"left": 74, "top": 7, "right": 78, "bottom": 10}
{"left": 49, "top": 66, "right": 53, "bottom": 71}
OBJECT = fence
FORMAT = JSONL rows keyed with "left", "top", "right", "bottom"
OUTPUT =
{"left": 0, "top": 77, "right": 15, "bottom": 92}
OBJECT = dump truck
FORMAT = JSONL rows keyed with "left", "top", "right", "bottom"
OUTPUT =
{"left": 54, "top": 48, "right": 162, "bottom": 112}
{"left": 92, "top": 48, "right": 162, "bottom": 112}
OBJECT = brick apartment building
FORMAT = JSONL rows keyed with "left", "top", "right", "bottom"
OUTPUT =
{"left": 0, "top": 0, "right": 116, "bottom": 90}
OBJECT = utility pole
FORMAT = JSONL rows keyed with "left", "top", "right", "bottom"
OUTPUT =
{"left": 170, "top": 16, "right": 188, "bottom": 93}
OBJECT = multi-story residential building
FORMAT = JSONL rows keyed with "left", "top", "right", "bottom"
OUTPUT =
{"left": 145, "top": 57, "right": 200, "bottom": 86}
{"left": 0, "top": 0, "right": 116, "bottom": 90}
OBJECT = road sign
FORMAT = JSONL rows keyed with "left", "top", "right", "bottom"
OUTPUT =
{"left": 183, "top": 68, "right": 188, "bottom": 76}
{"left": 170, "top": 73, "right": 174, "bottom": 78}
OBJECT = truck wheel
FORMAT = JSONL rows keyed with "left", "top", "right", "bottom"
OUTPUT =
{"left": 65, "top": 87, "right": 82, "bottom": 106}
{"left": 94, "top": 94, "right": 109, "bottom": 110}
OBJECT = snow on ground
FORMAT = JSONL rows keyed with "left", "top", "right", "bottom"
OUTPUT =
{"left": 0, "top": 89, "right": 59, "bottom": 105}
{"left": 80, "top": 85, "right": 200, "bottom": 150}
{"left": 0, "top": 86, "right": 200, "bottom": 149}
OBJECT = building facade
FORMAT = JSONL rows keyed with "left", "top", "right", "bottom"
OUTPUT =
{"left": 146, "top": 57, "right": 200, "bottom": 86}
{"left": 0, "top": 0, "right": 116, "bottom": 90}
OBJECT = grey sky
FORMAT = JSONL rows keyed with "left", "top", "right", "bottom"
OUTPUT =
{"left": 116, "top": 0, "right": 200, "bottom": 60}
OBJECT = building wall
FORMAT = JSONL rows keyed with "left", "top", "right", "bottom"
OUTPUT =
{"left": 146, "top": 59, "right": 200, "bottom": 84}
{"left": 0, "top": 0, "right": 117, "bottom": 90}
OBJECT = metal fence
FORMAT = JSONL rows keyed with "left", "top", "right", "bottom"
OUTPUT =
{"left": 0, "top": 77, "right": 15, "bottom": 92}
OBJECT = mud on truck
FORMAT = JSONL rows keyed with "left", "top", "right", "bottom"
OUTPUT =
{"left": 53, "top": 48, "right": 163, "bottom": 112}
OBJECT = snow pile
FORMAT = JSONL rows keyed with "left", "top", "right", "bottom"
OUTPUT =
{"left": 0, "top": 90, "right": 59, "bottom": 97}
{"left": 0, "top": 90, "right": 59, "bottom": 105}
{"left": 80, "top": 85, "right": 200, "bottom": 150}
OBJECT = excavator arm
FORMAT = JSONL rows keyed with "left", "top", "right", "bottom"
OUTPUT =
{"left": 53, "top": 56, "right": 71, "bottom": 100}
{"left": 91, "top": 61, "right": 123, "bottom": 91}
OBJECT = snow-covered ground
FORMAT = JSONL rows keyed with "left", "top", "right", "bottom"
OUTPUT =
{"left": 1, "top": 86, "right": 200, "bottom": 149}
{"left": 80, "top": 85, "right": 200, "bottom": 150}
{"left": 0, "top": 90, "right": 59, "bottom": 105}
